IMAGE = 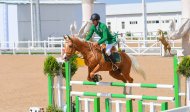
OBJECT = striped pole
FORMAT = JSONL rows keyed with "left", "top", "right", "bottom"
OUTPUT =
{"left": 70, "top": 91, "right": 174, "bottom": 101}
{"left": 71, "top": 81, "right": 174, "bottom": 89}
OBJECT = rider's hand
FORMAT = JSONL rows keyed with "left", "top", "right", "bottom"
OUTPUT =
{"left": 93, "top": 42, "right": 99, "bottom": 47}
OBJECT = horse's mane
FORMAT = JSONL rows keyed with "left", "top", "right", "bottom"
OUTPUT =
{"left": 71, "top": 37, "right": 102, "bottom": 53}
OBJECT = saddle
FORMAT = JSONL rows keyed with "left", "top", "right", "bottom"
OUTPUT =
{"left": 101, "top": 44, "right": 121, "bottom": 63}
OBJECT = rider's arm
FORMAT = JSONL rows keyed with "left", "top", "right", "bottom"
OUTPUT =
{"left": 85, "top": 26, "right": 94, "bottom": 41}
{"left": 98, "top": 26, "right": 107, "bottom": 45}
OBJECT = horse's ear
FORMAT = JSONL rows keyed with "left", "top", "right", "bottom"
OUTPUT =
{"left": 67, "top": 35, "right": 73, "bottom": 42}
{"left": 63, "top": 35, "right": 67, "bottom": 40}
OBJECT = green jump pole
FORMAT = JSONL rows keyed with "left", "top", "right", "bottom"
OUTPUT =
{"left": 173, "top": 55, "right": 180, "bottom": 107}
{"left": 94, "top": 97, "right": 100, "bottom": 112}
{"left": 138, "top": 100, "right": 143, "bottom": 112}
{"left": 65, "top": 61, "right": 71, "bottom": 112}
{"left": 105, "top": 98, "right": 111, "bottom": 112}
{"left": 48, "top": 73, "right": 53, "bottom": 106}
{"left": 75, "top": 96, "right": 80, "bottom": 112}
{"left": 126, "top": 99, "right": 133, "bottom": 112}
{"left": 161, "top": 102, "right": 168, "bottom": 111}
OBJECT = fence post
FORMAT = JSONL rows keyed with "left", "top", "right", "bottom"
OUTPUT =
{"left": 126, "top": 99, "right": 133, "bottom": 112}
{"left": 57, "top": 64, "right": 63, "bottom": 109}
{"left": 173, "top": 56, "right": 180, "bottom": 107}
{"left": 75, "top": 96, "right": 80, "bottom": 112}
{"left": 65, "top": 61, "right": 71, "bottom": 112}
{"left": 61, "top": 40, "right": 63, "bottom": 55}
{"left": 48, "top": 74, "right": 53, "bottom": 106}
{"left": 149, "top": 102, "right": 156, "bottom": 112}
{"left": 13, "top": 42, "right": 16, "bottom": 55}
{"left": 161, "top": 102, "right": 168, "bottom": 111}
{"left": 44, "top": 40, "right": 47, "bottom": 55}
{"left": 116, "top": 101, "right": 122, "bottom": 112}
{"left": 0, "top": 42, "right": 1, "bottom": 54}
{"left": 94, "top": 97, "right": 100, "bottom": 112}
{"left": 105, "top": 98, "right": 111, "bottom": 112}
{"left": 138, "top": 100, "right": 143, "bottom": 112}
{"left": 28, "top": 41, "right": 31, "bottom": 55}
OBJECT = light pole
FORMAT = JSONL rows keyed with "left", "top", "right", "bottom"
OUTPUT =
{"left": 30, "top": 0, "right": 34, "bottom": 47}
{"left": 142, "top": 0, "right": 147, "bottom": 46}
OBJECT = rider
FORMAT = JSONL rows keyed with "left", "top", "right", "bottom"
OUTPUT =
{"left": 85, "top": 13, "right": 117, "bottom": 62}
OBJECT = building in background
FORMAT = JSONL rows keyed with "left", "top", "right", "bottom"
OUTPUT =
{"left": 106, "top": 1, "right": 182, "bottom": 35}
{"left": 0, "top": 0, "right": 105, "bottom": 48}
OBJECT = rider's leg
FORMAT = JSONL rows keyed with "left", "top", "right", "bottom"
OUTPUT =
{"left": 106, "top": 44, "right": 113, "bottom": 56}
{"left": 106, "top": 43, "right": 115, "bottom": 63}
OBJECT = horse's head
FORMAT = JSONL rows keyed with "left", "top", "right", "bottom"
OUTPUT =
{"left": 63, "top": 35, "right": 77, "bottom": 61}
{"left": 157, "top": 29, "right": 162, "bottom": 36}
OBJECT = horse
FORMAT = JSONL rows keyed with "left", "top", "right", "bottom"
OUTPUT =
{"left": 157, "top": 29, "right": 172, "bottom": 56}
{"left": 63, "top": 35, "right": 146, "bottom": 93}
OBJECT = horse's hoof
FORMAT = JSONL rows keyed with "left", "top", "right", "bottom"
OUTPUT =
{"left": 87, "top": 77, "right": 93, "bottom": 82}
{"left": 92, "top": 74, "right": 102, "bottom": 82}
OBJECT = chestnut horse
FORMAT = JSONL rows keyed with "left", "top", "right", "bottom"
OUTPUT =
{"left": 64, "top": 36, "right": 146, "bottom": 92}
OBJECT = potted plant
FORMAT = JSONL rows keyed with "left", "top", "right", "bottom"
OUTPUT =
{"left": 44, "top": 55, "right": 78, "bottom": 111}
{"left": 177, "top": 56, "right": 190, "bottom": 105}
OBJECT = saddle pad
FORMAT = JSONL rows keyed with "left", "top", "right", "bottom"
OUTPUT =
{"left": 103, "top": 52, "right": 121, "bottom": 63}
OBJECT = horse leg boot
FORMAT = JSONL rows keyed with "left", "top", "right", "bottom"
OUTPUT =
{"left": 90, "top": 64, "right": 102, "bottom": 82}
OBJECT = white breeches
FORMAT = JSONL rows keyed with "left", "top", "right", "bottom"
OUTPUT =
{"left": 106, "top": 43, "right": 116, "bottom": 56}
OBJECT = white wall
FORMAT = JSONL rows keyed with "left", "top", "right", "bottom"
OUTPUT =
{"left": 0, "top": 3, "right": 18, "bottom": 48}
{"left": 106, "top": 12, "right": 182, "bottom": 34}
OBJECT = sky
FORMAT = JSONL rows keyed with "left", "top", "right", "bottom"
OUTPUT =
{"left": 96, "top": 0, "right": 179, "bottom": 4}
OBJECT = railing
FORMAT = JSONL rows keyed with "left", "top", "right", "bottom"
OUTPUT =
{"left": 119, "top": 39, "right": 182, "bottom": 55}
{"left": 0, "top": 39, "right": 182, "bottom": 56}
{"left": 0, "top": 40, "right": 65, "bottom": 55}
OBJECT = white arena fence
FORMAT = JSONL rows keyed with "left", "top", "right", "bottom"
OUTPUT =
{"left": 0, "top": 37, "right": 182, "bottom": 56}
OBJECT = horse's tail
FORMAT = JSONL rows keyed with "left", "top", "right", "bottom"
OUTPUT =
{"left": 128, "top": 54, "right": 146, "bottom": 80}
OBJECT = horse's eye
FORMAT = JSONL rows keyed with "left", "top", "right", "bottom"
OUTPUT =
{"left": 69, "top": 45, "right": 72, "bottom": 48}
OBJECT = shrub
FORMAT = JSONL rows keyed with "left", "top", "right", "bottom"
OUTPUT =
{"left": 44, "top": 56, "right": 60, "bottom": 77}
{"left": 177, "top": 56, "right": 190, "bottom": 78}
{"left": 62, "top": 54, "right": 78, "bottom": 79}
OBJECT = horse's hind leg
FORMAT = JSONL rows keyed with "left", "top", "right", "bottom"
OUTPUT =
{"left": 109, "top": 70, "right": 128, "bottom": 94}
{"left": 109, "top": 70, "right": 126, "bottom": 82}
{"left": 121, "top": 66, "right": 134, "bottom": 94}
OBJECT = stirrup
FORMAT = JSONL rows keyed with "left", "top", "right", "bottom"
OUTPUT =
{"left": 112, "top": 64, "right": 119, "bottom": 71}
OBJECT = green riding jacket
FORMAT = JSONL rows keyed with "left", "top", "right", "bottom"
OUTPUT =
{"left": 85, "top": 22, "right": 116, "bottom": 45}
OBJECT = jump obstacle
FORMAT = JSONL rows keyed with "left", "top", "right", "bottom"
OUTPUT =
{"left": 47, "top": 56, "right": 185, "bottom": 112}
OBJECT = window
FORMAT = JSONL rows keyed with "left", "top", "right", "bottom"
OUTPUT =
{"left": 121, "top": 22, "right": 125, "bottom": 29}
{"left": 130, "top": 21, "right": 138, "bottom": 24}
{"left": 147, "top": 20, "right": 159, "bottom": 24}
{"left": 147, "top": 21, "right": 151, "bottom": 24}
{"left": 107, "top": 22, "right": 111, "bottom": 30}
{"left": 165, "top": 20, "right": 170, "bottom": 23}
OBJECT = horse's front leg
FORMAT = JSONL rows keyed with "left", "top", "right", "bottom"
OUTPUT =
{"left": 87, "top": 67, "right": 93, "bottom": 81}
{"left": 90, "top": 64, "right": 102, "bottom": 82}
